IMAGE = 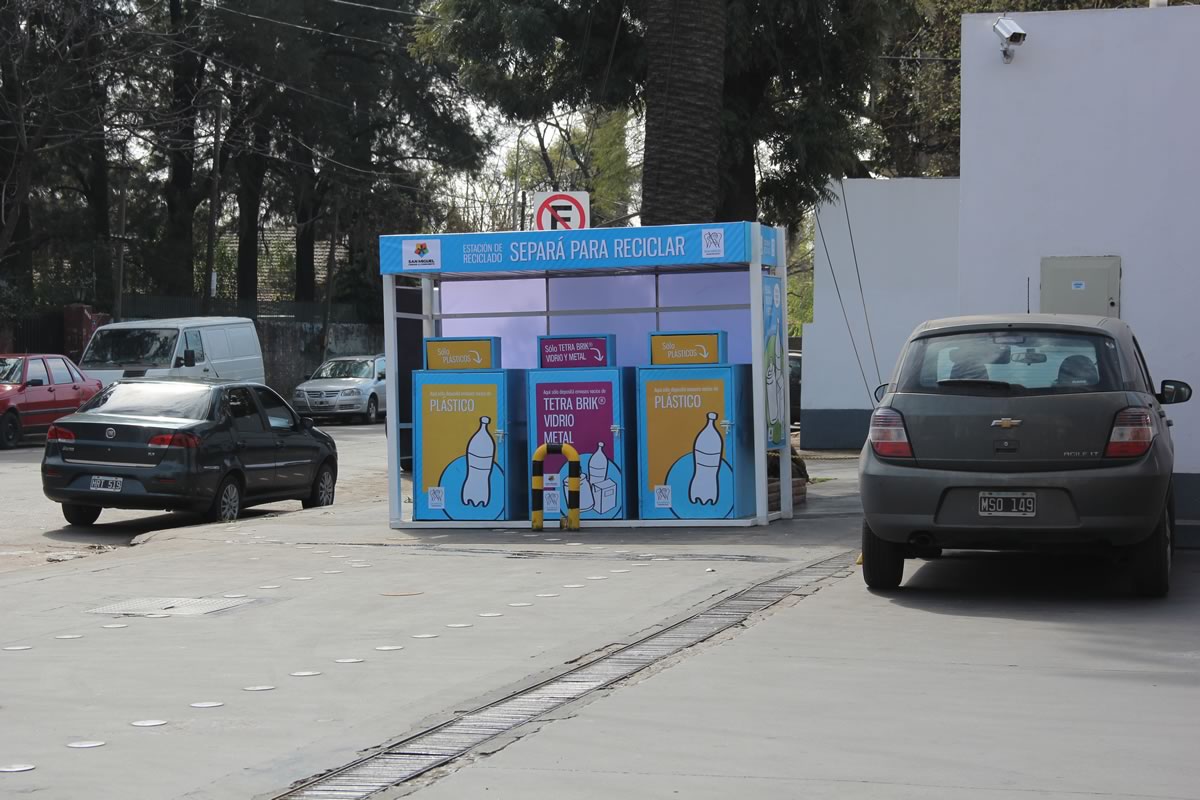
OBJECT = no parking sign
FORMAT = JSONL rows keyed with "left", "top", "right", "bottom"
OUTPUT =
{"left": 533, "top": 191, "right": 590, "bottom": 230}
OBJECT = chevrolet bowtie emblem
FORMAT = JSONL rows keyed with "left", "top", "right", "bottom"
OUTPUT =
{"left": 991, "top": 418, "right": 1022, "bottom": 429}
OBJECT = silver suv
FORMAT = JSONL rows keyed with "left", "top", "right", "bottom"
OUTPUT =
{"left": 860, "top": 314, "right": 1191, "bottom": 596}
{"left": 292, "top": 355, "right": 387, "bottom": 424}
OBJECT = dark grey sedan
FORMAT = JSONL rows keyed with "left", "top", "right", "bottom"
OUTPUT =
{"left": 42, "top": 379, "right": 338, "bottom": 527}
{"left": 860, "top": 314, "right": 1191, "bottom": 597}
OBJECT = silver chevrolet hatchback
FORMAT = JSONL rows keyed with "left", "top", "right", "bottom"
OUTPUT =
{"left": 860, "top": 314, "right": 1191, "bottom": 596}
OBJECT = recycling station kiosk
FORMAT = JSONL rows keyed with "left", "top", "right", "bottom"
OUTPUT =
{"left": 380, "top": 221, "right": 794, "bottom": 529}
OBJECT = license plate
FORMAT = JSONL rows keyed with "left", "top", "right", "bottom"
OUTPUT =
{"left": 978, "top": 491, "right": 1036, "bottom": 517}
{"left": 316, "top": 401, "right": 332, "bottom": 407}
{"left": 90, "top": 476, "right": 123, "bottom": 493}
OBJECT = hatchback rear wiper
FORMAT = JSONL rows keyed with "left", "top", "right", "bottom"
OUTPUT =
{"left": 937, "top": 378, "right": 1013, "bottom": 391}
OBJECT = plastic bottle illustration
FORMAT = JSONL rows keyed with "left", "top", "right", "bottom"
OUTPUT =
{"left": 461, "top": 416, "right": 495, "bottom": 507}
{"left": 766, "top": 357, "right": 780, "bottom": 428}
{"left": 689, "top": 412, "right": 723, "bottom": 505}
{"left": 588, "top": 442, "right": 610, "bottom": 483}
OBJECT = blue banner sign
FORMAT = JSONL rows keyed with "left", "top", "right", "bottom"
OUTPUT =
{"left": 381, "top": 222, "right": 778, "bottom": 275}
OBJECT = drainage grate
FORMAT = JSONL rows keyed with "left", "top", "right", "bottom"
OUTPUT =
{"left": 275, "top": 551, "right": 856, "bottom": 800}
{"left": 87, "top": 597, "right": 255, "bottom": 617}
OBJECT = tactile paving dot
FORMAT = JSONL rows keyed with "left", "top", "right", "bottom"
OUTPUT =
{"left": 507, "top": 602, "right": 533, "bottom": 607}
{"left": 374, "top": 646, "right": 404, "bottom": 651}
{"left": 130, "top": 720, "right": 167, "bottom": 727}
{"left": 55, "top": 634, "right": 83, "bottom": 639}
{"left": 3, "top": 645, "right": 32, "bottom": 651}
{"left": 66, "top": 741, "right": 105, "bottom": 749}
{"left": 586, "top": 576, "right": 609, "bottom": 580}
{"left": 478, "top": 613, "right": 503, "bottom": 617}
{"left": 322, "top": 570, "right": 343, "bottom": 574}
{"left": 291, "top": 577, "right": 313, "bottom": 581}
{"left": 102, "top": 623, "right": 129, "bottom": 628}
{"left": 446, "top": 623, "right": 473, "bottom": 628}
{"left": 334, "top": 658, "right": 364, "bottom": 663}
{"left": 259, "top": 585, "right": 281, "bottom": 589}
{"left": 562, "top": 584, "right": 585, "bottom": 589}
{"left": 243, "top": 685, "right": 275, "bottom": 692}
{"left": 0, "top": 765, "right": 36, "bottom": 772}
{"left": 610, "top": 569, "right": 630, "bottom": 573}
{"left": 312, "top": 550, "right": 330, "bottom": 554}
{"left": 290, "top": 671, "right": 321, "bottom": 677}
{"left": 411, "top": 634, "right": 438, "bottom": 639}
{"left": 535, "top": 593, "right": 559, "bottom": 598}
{"left": 190, "top": 702, "right": 224, "bottom": 708}
{"left": 223, "top": 594, "right": 247, "bottom": 599}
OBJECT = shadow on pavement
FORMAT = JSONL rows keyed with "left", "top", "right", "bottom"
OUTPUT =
{"left": 884, "top": 550, "right": 1200, "bottom": 617}
{"left": 41, "top": 507, "right": 287, "bottom": 547}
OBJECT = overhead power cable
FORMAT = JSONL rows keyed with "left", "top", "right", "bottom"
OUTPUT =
{"left": 316, "top": 0, "right": 442, "bottom": 20}
{"left": 205, "top": 3, "right": 398, "bottom": 46}
{"left": 815, "top": 209, "right": 875, "bottom": 404}
{"left": 838, "top": 179, "right": 881, "bottom": 384}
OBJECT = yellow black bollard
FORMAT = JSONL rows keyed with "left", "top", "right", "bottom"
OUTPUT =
{"left": 532, "top": 443, "right": 581, "bottom": 531}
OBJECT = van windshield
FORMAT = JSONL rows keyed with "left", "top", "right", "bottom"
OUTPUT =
{"left": 81, "top": 329, "right": 179, "bottom": 369}
{"left": 897, "top": 329, "right": 1122, "bottom": 396}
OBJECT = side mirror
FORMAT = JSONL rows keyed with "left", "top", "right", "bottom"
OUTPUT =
{"left": 301, "top": 417, "right": 315, "bottom": 430}
{"left": 302, "top": 374, "right": 312, "bottom": 381}
{"left": 1159, "top": 379, "right": 1192, "bottom": 405}
{"left": 378, "top": 373, "right": 386, "bottom": 382}
{"left": 183, "top": 349, "right": 196, "bottom": 368}
{"left": 24, "top": 378, "right": 44, "bottom": 388}
{"left": 873, "top": 383, "right": 889, "bottom": 404}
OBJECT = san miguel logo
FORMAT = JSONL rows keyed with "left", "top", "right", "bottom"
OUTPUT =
{"left": 403, "top": 239, "right": 441, "bottom": 270}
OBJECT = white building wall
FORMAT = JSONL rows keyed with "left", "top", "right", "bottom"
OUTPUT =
{"left": 802, "top": 178, "right": 960, "bottom": 448}
{"left": 958, "top": 5, "right": 1200, "bottom": 473}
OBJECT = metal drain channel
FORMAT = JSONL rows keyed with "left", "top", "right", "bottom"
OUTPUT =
{"left": 276, "top": 551, "right": 856, "bottom": 800}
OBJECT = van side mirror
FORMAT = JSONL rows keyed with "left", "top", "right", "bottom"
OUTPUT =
{"left": 874, "top": 383, "right": 889, "bottom": 404}
{"left": 378, "top": 371, "right": 386, "bottom": 381}
{"left": 1159, "top": 379, "right": 1192, "bottom": 405}
{"left": 183, "top": 349, "right": 196, "bottom": 368}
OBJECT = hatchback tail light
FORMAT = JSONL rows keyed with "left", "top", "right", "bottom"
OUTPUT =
{"left": 46, "top": 425, "right": 75, "bottom": 443}
{"left": 148, "top": 432, "right": 200, "bottom": 449}
{"left": 1105, "top": 408, "right": 1154, "bottom": 458}
{"left": 869, "top": 407, "right": 913, "bottom": 458}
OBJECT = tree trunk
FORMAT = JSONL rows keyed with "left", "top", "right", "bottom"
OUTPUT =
{"left": 293, "top": 145, "right": 319, "bottom": 303}
{"left": 87, "top": 122, "right": 112, "bottom": 310}
{"left": 716, "top": 133, "right": 758, "bottom": 223}
{"left": 235, "top": 137, "right": 267, "bottom": 316}
{"left": 640, "top": 0, "right": 727, "bottom": 226}
{"left": 158, "top": 0, "right": 206, "bottom": 296}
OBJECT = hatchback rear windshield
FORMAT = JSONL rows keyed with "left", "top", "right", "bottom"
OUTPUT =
{"left": 896, "top": 329, "right": 1121, "bottom": 396}
{"left": 78, "top": 382, "right": 213, "bottom": 420}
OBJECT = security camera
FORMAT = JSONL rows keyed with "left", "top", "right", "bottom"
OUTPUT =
{"left": 993, "top": 17, "right": 1026, "bottom": 63}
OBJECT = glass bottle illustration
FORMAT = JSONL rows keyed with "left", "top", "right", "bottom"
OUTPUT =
{"left": 578, "top": 475, "right": 595, "bottom": 512}
{"left": 689, "top": 412, "right": 723, "bottom": 505}
{"left": 462, "top": 416, "right": 494, "bottom": 507}
{"left": 588, "top": 442, "right": 610, "bottom": 483}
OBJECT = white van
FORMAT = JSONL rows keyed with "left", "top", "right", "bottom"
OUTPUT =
{"left": 79, "top": 317, "right": 265, "bottom": 387}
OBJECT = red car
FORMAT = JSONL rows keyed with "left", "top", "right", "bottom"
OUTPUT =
{"left": 0, "top": 354, "right": 102, "bottom": 449}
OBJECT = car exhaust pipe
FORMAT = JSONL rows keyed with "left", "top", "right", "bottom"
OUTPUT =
{"left": 910, "top": 533, "right": 934, "bottom": 548}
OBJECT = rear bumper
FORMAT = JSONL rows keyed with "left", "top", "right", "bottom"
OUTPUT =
{"left": 41, "top": 461, "right": 215, "bottom": 511}
{"left": 859, "top": 444, "right": 1171, "bottom": 549}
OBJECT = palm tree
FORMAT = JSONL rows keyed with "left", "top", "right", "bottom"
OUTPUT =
{"left": 640, "top": 0, "right": 726, "bottom": 225}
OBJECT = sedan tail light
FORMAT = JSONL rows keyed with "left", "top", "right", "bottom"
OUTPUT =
{"left": 46, "top": 425, "right": 75, "bottom": 443}
{"left": 869, "top": 407, "right": 913, "bottom": 458}
{"left": 148, "top": 432, "right": 200, "bottom": 449}
{"left": 1105, "top": 408, "right": 1154, "bottom": 458}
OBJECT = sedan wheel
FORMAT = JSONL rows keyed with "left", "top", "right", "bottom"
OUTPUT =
{"left": 303, "top": 463, "right": 336, "bottom": 509}
{"left": 365, "top": 396, "right": 379, "bottom": 425}
{"left": 62, "top": 503, "right": 101, "bottom": 527}
{"left": 861, "top": 519, "right": 906, "bottom": 591}
{"left": 0, "top": 412, "right": 19, "bottom": 450}
{"left": 1133, "top": 508, "right": 1171, "bottom": 598}
{"left": 207, "top": 477, "right": 242, "bottom": 523}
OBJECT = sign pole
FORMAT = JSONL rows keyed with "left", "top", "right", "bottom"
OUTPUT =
{"left": 777, "top": 225, "right": 794, "bottom": 520}
{"left": 748, "top": 223, "right": 769, "bottom": 525}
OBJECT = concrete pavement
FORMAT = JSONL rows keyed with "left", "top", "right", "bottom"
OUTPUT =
{"left": 410, "top": 550, "right": 1200, "bottom": 800}
{"left": 0, "top": 472, "right": 858, "bottom": 799}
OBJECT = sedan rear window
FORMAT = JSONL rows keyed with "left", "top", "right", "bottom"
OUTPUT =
{"left": 897, "top": 330, "right": 1122, "bottom": 396}
{"left": 78, "top": 382, "right": 213, "bottom": 420}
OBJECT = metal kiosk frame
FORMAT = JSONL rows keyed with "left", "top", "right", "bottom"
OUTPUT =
{"left": 380, "top": 222, "right": 793, "bottom": 529}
